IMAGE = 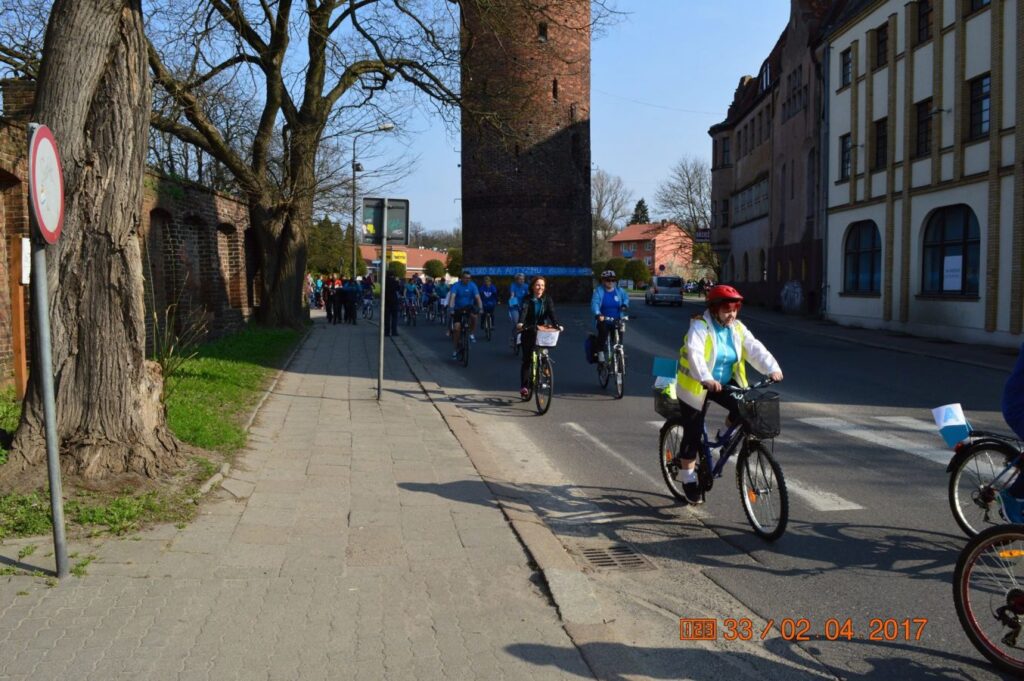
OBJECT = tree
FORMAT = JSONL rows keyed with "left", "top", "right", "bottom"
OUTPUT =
{"left": 387, "top": 261, "right": 406, "bottom": 280}
{"left": 419, "top": 228, "right": 462, "bottom": 251}
{"left": 446, "top": 248, "right": 463, "bottom": 277}
{"left": 591, "top": 260, "right": 607, "bottom": 278}
{"left": 4, "top": 0, "right": 181, "bottom": 482}
{"left": 423, "top": 259, "right": 445, "bottom": 279}
{"left": 604, "top": 257, "right": 628, "bottom": 280}
{"left": 307, "top": 216, "right": 345, "bottom": 274}
{"left": 655, "top": 155, "right": 719, "bottom": 276}
{"left": 623, "top": 259, "right": 650, "bottom": 286}
{"left": 339, "top": 223, "right": 368, "bottom": 278}
{"left": 629, "top": 198, "right": 650, "bottom": 225}
{"left": 409, "top": 221, "right": 426, "bottom": 248}
{"left": 591, "top": 167, "right": 632, "bottom": 261}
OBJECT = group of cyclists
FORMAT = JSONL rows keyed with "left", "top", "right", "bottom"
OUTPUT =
{"left": 308, "top": 273, "right": 374, "bottom": 325}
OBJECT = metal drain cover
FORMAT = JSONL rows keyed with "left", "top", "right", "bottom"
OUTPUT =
{"left": 573, "top": 543, "right": 655, "bottom": 571}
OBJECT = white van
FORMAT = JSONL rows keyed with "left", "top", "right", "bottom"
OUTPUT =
{"left": 644, "top": 275, "right": 683, "bottom": 306}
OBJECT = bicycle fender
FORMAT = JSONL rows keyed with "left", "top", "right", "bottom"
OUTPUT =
{"left": 946, "top": 439, "right": 1018, "bottom": 474}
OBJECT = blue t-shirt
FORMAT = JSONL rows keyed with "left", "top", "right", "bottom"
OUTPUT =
{"left": 711, "top": 320, "right": 738, "bottom": 384}
{"left": 480, "top": 284, "right": 498, "bottom": 310}
{"left": 450, "top": 281, "right": 480, "bottom": 308}
{"left": 1004, "top": 343, "right": 1024, "bottom": 440}
{"left": 315, "top": 279, "right": 324, "bottom": 291}
{"left": 509, "top": 282, "right": 529, "bottom": 308}
{"left": 600, "top": 290, "right": 622, "bottom": 319}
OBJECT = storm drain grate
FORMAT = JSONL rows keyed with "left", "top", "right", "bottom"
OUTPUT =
{"left": 575, "top": 544, "right": 654, "bottom": 571}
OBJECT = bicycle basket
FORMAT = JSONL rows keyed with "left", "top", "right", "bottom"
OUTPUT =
{"left": 653, "top": 389, "right": 684, "bottom": 419}
{"left": 536, "top": 329, "right": 560, "bottom": 347}
{"left": 737, "top": 390, "right": 781, "bottom": 438}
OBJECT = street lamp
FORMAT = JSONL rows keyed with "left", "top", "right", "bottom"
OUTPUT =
{"left": 351, "top": 122, "right": 396, "bottom": 278}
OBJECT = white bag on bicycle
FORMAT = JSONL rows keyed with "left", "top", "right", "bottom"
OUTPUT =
{"left": 536, "top": 330, "right": 560, "bottom": 347}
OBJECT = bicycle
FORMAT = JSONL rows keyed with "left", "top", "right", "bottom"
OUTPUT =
{"left": 403, "top": 298, "right": 418, "bottom": 326}
{"left": 425, "top": 296, "right": 437, "bottom": 322}
{"left": 945, "top": 425, "right": 1024, "bottom": 537}
{"left": 657, "top": 379, "right": 789, "bottom": 540}
{"left": 597, "top": 316, "right": 627, "bottom": 400}
{"left": 481, "top": 308, "right": 495, "bottom": 341}
{"left": 453, "top": 308, "right": 472, "bottom": 367}
{"left": 520, "top": 325, "right": 560, "bottom": 415}
{"left": 361, "top": 295, "right": 374, "bottom": 320}
{"left": 953, "top": 523, "right": 1024, "bottom": 675}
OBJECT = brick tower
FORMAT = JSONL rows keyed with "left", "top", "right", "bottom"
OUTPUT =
{"left": 459, "top": 1, "right": 592, "bottom": 298}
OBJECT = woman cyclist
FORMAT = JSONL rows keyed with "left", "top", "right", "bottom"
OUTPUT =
{"left": 507, "top": 273, "right": 529, "bottom": 328}
{"left": 673, "top": 284, "right": 784, "bottom": 503}
{"left": 590, "top": 270, "right": 630, "bottom": 364}
{"left": 515, "top": 276, "right": 563, "bottom": 399}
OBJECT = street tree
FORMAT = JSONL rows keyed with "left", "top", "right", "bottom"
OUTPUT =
{"left": 409, "top": 221, "right": 426, "bottom": 248}
{"left": 655, "top": 155, "right": 719, "bottom": 277}
{"left": 591, "top": 167, "right": 632, "bottom": 261}
{"left": 629, "top": 198, "right": 650, "bottom": 225}
{"left": 307, "top": 216, "right": 345, "bottom": 274}
{"left": 420, "top": 228, "right": 462, "bottom": 251}
{"left": 387, "top": 261, "right": 407, "bottom": 280}
{"left": 623, "top": 259, "right": 650, "bottom": 286}
{"left": 3, "top": 0, "right": 182, "bottom": 482}
{"left": 423, "top": 259, "right": 445, "bottom": 279}
{"left": 604, "top": 257, "right": 627, "bottom": 280}
{"left": 340, "top": 223, "right": 368, "bottom": 278}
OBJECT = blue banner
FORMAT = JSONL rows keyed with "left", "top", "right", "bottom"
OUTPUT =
{"left": 465, "top": 266, "right": 593, "bottom": 277}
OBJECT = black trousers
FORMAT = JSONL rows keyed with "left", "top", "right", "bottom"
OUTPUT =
{"left": 596, "top": 319, "right": 618, "bottom": 356}
{"left": 519, "top": 331, "right": 536, "bottom": 388}
{"left": 678, "top": 384, "right": 741, "bottom": 461}
{"left": 334, "top": 295, "right": 346, "bottom": 324}
{"left": 385, "top": 303, "right": 399, "bottom": 336}
{"left": 325, "top": 293, "right": 335, "bottom": 322}
{"left": 344, "top": 301, "right": 357, "bottom": 324}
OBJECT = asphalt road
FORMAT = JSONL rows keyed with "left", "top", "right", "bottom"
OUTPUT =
{"left": 388, "top": 295, "right": 1015, "bottom": 680}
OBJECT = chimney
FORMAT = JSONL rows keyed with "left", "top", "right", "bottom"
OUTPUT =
{"left": 1, "top": 79, "right": 36, "bottom": 121}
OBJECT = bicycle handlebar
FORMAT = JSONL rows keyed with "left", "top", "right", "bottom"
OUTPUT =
{"left": 726, "top": 378, "right": 777, "bottom": 396}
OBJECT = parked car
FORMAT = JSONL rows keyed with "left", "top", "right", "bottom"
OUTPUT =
{"left": 644, "top": 275, "right": 683, "bottom": 306}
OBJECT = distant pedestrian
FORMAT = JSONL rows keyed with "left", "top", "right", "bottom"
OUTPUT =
{"left": 384, "top": 271, "right": 402, "bottom": 337}
{"left": 332, "top": 277, "right": 345, "bottom": 325}
{"left": 343, "top": 279, "right": 359, "bottom": 325}
{"left": 324, "top": 277, "right": 334, "bottom": 323}
{"left": 315, "top": 275, "right": 324, "bottom": 309}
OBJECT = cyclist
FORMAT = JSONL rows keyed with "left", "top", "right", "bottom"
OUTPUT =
{"left": 480, "top": 276, "right": 499, "bottom": 333}
{"left": 448, "top": 271, "right": 483, "bottom": 359}
{"left": 422, "top": 277, "right": 436, "bottom": 311}
{"left": 404, "top": 277, "right": 419, "bottom": 316}
{"left": 515, "top": 276, "right": 563, "bottom": 398}
{"left": 507, "top": 272, "right": 529, "bottom": 327}
{"left": 673, "top": 284, "right": 784, "bottom": 503}
{"left": 435, "top": 278, "right": 450, "bottom": 316}
{"left": 590, "top": 270, "right": 630, "bottom": 364}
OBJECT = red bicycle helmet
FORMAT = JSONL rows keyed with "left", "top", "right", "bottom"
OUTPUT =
{"left": 706, "top": 284, "right": 744, "bottom": 306}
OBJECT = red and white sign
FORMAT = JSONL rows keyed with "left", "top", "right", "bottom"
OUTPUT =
{"left": 28, "top": 125, "right": 64, "bottom": 244}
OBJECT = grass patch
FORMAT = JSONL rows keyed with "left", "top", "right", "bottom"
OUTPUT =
{"left": 0, "top": 385, "right": 21, "bottom": 466}
{"left": 193, "top": 456, "right": 219, "bottom": 481}
{"left": 70, "top": 554, "right": 95, "bottom": 577}
{"left": 17, "top": 544, "right": 35, "bottom": 560}
{"left": 165, "top": 326, "right": 301, "bottom": 453}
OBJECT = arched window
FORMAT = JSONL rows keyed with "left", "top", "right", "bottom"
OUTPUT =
{"left": 922, "top": 204, "right": 980, "bottom": 295}
{"left": 843, "top": 220, "right": 882, "bottom": 293}
{"left": 552, "top": 79, "right": 559, "bottom": 101}
{"left": 538, "top": 22, "right": 548, "bottom": 42}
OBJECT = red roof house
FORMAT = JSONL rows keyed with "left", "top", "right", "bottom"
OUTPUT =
{"left": 607, "top": 222, "right": 694, "bottom": 276}
{"left": 359, "top": 245, "right": 449, "bottom": 276}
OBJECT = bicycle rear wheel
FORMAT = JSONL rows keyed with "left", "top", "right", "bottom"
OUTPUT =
{"left": 736, "top": 441, "right": 788, "bottom": 541}
{"left": 949, "top": 442, "right": 1019, "bottom": 537}
{"left": 535, "top": 354, "right": 553, "bottom": 415}
{"left": 613, "top": 348, "right": 625, "bottom": 400}
{"left": 484, "top": 314, "right": 493, "bottom": 341}
{"left": 658, "top": 420, "right": 689, "bottom": 502}
{"left": 954, "top": 524, "right": 1024, "bottom": 675}
{"left": 461, "top": 330, "right": 470, "bottom": 367}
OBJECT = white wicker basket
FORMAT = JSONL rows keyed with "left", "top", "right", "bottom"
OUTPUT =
{"left": 535, "top": 329, "right": 560, "bottom": 347}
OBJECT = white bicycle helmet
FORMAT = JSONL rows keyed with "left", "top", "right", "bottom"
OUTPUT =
{"left": 600, "top": 270, "right": 618, "bottom": 280}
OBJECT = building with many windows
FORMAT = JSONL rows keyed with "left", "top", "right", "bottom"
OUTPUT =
{"left": 823, "top": 0, "right": 1022, "bottom": 345}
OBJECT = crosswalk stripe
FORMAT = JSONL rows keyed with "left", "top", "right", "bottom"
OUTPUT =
{"left": 873, "top": 415, "right": 939, "bottom": 433}
{"left": 644, "top": 421, "right": 863, "bottom": 511}
{"left": 798, "top": 416, "right": 950, "bottom": 465}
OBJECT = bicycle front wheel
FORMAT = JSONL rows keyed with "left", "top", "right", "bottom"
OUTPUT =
{"left": 658, "top": 420, "right": 689, "bottom": 502}
{"left": 736, "top": 441, "right": 788, "bottom": 541}
{"left": 613, "top": 348, "right": 625, "bottom": 400}
{"left": 949, "top": 442, "right": 1019, "bottom": 537}
{"left": 954, "top": 524, "right": 1024, "bottom": 675}
{"left": 535, "top": 355, "right": 553, "bottom": 415}
{"left": 461, "top": 333, "right": 470, "bottom": 367}
{"left": 485, "top": 315, "right": 493, "bottom": 341}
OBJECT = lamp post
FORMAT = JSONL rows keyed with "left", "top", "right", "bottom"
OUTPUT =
{"left": 351, "top": 123, "right": 395, "bottom": 277}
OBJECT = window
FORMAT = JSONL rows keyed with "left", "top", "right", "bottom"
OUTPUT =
{"left": 872, "top": 118, "right": 888, "bottom": 169}
{"left": 874, "top": 24, "right": 888, "bottom": 69}
{"left": 722, "top": 138, "right": 731, "bottom": 165}
{"left": 840, "top": 48, "right": 852, "bottom": 87}
{"left": 839, "top": 134, "right": 852, "bottom": 181}
{"left": 644, "top": 256, "right": 652, "bottom": 267}
{"left": 968, "top": 73, "right": 991, "bottom": 139}
{"left": 968, "top": 0, "right": 990, "bottom": 13}
{"left": 844, "top": 221, "right": 881, "bottom": 293}
{"left": 552, "top": 79, "right": 558, "bottom": 101}
{"left": 538, "top": 22, "right": 548, "bottom": 42}
{"left": 645, "top": 241, "right": 653, "bottom": 251}
{"left": 922, "top": 204, "right": 980, "bottom": 295}
{"left": 917, "top": 0, "right": 933, "bottom": 44}
{"left": 914, "top": 99, "right": 933, "bottom": 157}
{"left": 791, "top": 160, "right": 795, "bottom": 199}
{"left": 721, "top": 199, "right": 730, "bottom": 226}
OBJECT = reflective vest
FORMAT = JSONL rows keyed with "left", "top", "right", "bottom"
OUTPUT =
{"left": 674, "top": 318, "right": 748, "bottom": 410}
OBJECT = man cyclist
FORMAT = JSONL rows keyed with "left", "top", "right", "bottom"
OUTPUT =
{"left": 422, "top": 277, "right": 437, "bottom": 313}
{"left": 479, "top": 276, "right": 499, "bottom": 333}
{"left": 448, "top": 271, "right": 482, "bottom": 359}
{"left": 673, "top": 284, "right": 783, "bottom": 504}
{"left": 591, "top": 270, "right": 630, "bottom": 364}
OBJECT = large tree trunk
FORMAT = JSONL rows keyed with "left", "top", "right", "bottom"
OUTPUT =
{"left": 2, "top": 0, "right": 181, "bottom": 483}
{"left": 250, "top": 200, "right": 308, "bottom": 328}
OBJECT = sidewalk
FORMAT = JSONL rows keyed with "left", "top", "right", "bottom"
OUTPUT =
{"left": 0, "top": 316, "right": 593, "bottom": 681}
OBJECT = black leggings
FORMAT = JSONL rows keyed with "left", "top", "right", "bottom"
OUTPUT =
{"left": 679, "top": 385, "right": 742, "bottom": 461}
{"left": 519, "top": 331, "right": 536, "bottom": 388}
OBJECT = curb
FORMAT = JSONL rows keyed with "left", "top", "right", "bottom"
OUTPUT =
{"left": 389, "top": 333, "right": 628, "bottom": 681}
{"left": 194, "top": 326, "right": 312, "bottom": 500}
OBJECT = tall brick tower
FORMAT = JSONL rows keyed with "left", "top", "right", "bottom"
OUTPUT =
{"left": 459, "top": 1, "right": 592, "bottom": 298}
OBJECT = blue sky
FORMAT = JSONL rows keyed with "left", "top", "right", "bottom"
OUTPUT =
{"left": 374, "top": 0, "right": 791, "bottom": 233}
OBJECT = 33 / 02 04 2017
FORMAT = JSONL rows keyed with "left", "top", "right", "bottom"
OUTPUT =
{"left": 679, "top": 617, "right": 929, "bottom": 642}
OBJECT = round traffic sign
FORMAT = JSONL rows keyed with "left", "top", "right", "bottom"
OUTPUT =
{"left": 28, "top": 125, "right": 64, "bottom": 244}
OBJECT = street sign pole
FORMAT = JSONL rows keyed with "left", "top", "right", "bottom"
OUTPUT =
{"left": 27, "top": 123, "right": 68, "bottom": 579}
{"left": 377, "top": 201, "right": 389, "bottom": 401}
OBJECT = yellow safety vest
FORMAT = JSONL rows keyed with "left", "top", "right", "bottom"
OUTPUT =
{"left": 674, "top": 317, "right": 748, "bottom": 410}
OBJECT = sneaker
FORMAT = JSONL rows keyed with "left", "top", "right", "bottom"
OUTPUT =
{"left": 451, "top": 351, "right": 460, "bottom": 360}
{"left": 682, "top": 482, "right": 703, "bottom": 505}
{"left": 597, "top": 351, "right": 606, "bottom": 363}
{"left": 470, "top": 334, "right": 477, "bottom": 343}
{"left": 520, "top": 387, "right": 530, "bottom": 400}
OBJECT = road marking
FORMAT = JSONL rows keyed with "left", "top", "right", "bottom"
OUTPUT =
{"left": 563, "top": 422, "right": 661, "bottom": 487}
{"left": 873, "top": 415, "right": 938, "bottom": 433}
{"left": 646, "top": 421, "right": 863, "bottom": 511}
{"left": 798, "top": 416, "right": 950, "bottom": 465}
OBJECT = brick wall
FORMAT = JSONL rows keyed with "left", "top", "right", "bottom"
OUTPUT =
{"left": 0, "top": 98, "right": 256, "bottom": 387}
{"left": 460, "top": 0, "right": 592, "bottom": 298}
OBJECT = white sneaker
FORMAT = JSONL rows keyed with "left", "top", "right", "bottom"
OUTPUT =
{"left": 597, "top": 351, "right": 606, "bottom": 362}
{"left": 470, "top": 334, "right": 477, "bottom": 343}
